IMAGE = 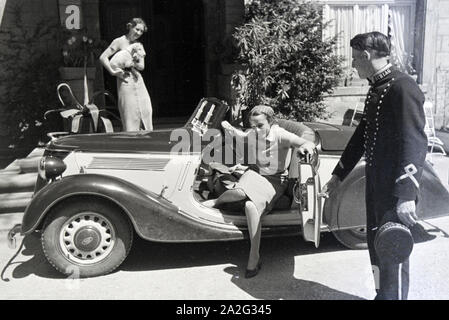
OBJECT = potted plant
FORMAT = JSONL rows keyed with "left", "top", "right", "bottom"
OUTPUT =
{"left": 48, "top": 30, "right": 118, "bottom": 134}
{"left": 59, "top": 29, "right": 106, "bottom": 105}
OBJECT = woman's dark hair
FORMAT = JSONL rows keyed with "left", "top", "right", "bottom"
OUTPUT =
{"left": 350, "top": 32, "right": 390, "bottom": 57}
{"left": 127, "top": 18, "right": 148, "bottom": 33}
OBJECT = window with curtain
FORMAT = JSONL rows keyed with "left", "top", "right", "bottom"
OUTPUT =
{"left": 322, "top": 1, "right": 416, "bottom": 84}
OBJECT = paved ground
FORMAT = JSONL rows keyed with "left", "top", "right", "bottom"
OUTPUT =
{"left": 0, "top": 215, "right": 448, "bottom": 300}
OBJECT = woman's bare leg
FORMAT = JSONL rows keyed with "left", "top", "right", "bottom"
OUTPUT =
{"left": 244, "top": 200, "right": 262, "bottom": 270}
{"left": 203, "top": 190, "right": 262, "bottom": 270}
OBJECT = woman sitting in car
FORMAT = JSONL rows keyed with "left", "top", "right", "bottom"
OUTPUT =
{"left": 204, "top": 105, "right": 315, "bottom": 278}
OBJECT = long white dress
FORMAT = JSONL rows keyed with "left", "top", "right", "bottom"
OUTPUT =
{"left": 110, "top": 44, "right": 153, "bottom": 131}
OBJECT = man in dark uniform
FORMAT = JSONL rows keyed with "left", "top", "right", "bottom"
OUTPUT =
{"left": 321, "top": 32, "right": 428, "bottom": 300}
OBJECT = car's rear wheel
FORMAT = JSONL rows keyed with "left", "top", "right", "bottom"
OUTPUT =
{"left": 41, "top": 197, "right": 133, "bottom": 278}
{"left": 332, "top": 227, "right": 368, "bottom": 250}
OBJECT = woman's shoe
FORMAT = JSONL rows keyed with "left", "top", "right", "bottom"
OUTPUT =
{"left": 245, "top": 260, "right": 262, "bottom": 279}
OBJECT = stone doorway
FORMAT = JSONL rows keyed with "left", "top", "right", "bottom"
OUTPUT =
{"left": 99, "top": 0, "right": 205, "bottom": 118}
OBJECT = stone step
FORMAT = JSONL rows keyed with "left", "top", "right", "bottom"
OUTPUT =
{"left": 0, "top": 148, "right": 43, "bottom": 195}
{"left": 0, "top": 192, "right": 34, "bottom": 201}
{"left": 0, "top": 212, "right": 24, "bottom": 233}
{"left": 1, "top": 160, "right": 21, "bottom": 174}
{"left": 3, "top": 148, "right": 44, "bottom": 173}
{"left": 0, "top": 173, "right": 37, "bottom": 193}
{"left": 26, "top": 148, "right": 45, "bottom": 159}
{"left": 0, "top": 196, "right": 32, "bottom": 214}
{"left": 16, "top": 157, "right": 41, "bottom": 174}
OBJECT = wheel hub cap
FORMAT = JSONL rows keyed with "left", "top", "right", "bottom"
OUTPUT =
{"left": 74, "top": 227, "right": 101, "bottom": 252}
{"left": 59, "top": 212, "right": 116, "bottom": 265}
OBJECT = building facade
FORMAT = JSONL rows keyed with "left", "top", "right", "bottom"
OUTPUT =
{"left": 0, "top": 0, "right": 244, "bottom": 140}
{"left": 0, "top": 0, "right": 448, "bottom": 152}
{"left": 321, "top": 0, "right": 449, "bottom": 129}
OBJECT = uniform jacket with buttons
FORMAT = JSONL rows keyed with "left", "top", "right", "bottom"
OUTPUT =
{"left": 332, "top": 68, "right": 427, "bottom": 201}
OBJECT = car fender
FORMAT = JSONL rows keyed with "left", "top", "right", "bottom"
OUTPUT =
{"left": 323, "top": 163, "right": 366, "bottom": 231}
{"left": 323, "top": 160, "right": 449, "bottom": 231}
{"left": 415, "top": 160, "right": 449, "bottom": 220}
{"left": 21, "top": 174, "right": 243, "bottom": 242}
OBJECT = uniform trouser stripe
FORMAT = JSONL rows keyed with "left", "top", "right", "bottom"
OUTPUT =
{"left": 372, "top": 265, "right": 380, "bottom": 290}
{"left": 398, "top": 263, "right": 402, "bottom": 300}
{"left": 377, "top": 261, "right": 409, "bottom": 300}
{"left": 365, "top": 172, "right": 410, "bottom": 300}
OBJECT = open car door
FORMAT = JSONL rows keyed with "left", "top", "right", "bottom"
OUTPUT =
{"left": 294, "top": 150, "right": 322, "bottom": 248}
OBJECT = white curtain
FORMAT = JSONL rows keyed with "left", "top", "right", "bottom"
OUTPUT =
{"left": 389, "top": 6, "right": 414, "bottom": 70}
{"left": 357, "top": 5, "right": 388, "bottom": 34}
{"left": 323, "top": 2, "right": 415, "bottom": 78}
{"left": 324, "top": 5, "right": 388, "bottom": 72}
{"left": 324, "top": 6, "right": 354, "bottom": 70}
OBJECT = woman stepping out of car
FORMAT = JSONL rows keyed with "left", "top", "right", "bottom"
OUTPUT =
{"left": 99, "top": 18, "right": 153, "bottom": 132}
{"left": 204, "top": 105, "right": 315, "bottom": 278}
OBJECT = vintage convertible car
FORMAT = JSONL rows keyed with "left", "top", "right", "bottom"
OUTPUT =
{"left": 8, "top": 98, "right": 449, "bottom": 278}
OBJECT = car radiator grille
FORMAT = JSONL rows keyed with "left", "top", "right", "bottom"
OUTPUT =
{"left": 87, "top": 157, "right": 170, "bottom": 171}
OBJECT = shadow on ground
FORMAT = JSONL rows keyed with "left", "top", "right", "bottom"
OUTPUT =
{"left": 220, "top": 236, "right": 365, "bottom": 300}
{"left": 3, "top": 227, "right": 442, "bottom": 300}
{"left": 4, "top": 232, "right": 349, "bottom": 277}
{"left": 121, "top": 232, "right": 365, "bottom": 300}
{"left": 122, "top": 232, "right": 347, "bottom": 272}
{"left": 2, "top": 234, "right": 65, "bottom": 281}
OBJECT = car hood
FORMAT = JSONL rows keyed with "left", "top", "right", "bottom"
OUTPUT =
{"left": 48, "top": 129, "right": 177, "bottom": 153}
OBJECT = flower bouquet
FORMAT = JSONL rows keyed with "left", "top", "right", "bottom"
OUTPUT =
{"left": 62, "top": 31, "right": 105, "bottom": 68}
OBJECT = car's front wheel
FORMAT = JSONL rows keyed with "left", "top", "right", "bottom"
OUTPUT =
{"left": 332, "top": 227, "right": 368, "bottom": 250}
{"left": 41, "top": 197, "right": 133, "bottom": 278}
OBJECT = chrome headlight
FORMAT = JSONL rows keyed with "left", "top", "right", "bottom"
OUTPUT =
{"left": 38, "top": 156, "right": 67, "bottom": 180}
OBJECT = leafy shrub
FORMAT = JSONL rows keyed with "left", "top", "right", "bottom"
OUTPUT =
{"left": 0, "top": 6, "right": 62, "bottom": 148}
{"left": 231, "top": 0, "right": 343, "bottom": 122}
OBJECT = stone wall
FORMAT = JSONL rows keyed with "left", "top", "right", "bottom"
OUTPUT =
{"left": 81, "top": 0, "right": 105, "bottom": 100}
{"left": 433, "top": 0, "right": 449, "bottom": 129}
{"left": 0, "top": 0, "right": 60, "bottom": 72}
{"left": 201, "top": 0, "right": 223, "bottom": 99}
{"left": 202, "top": 0, "right": 244, "bottom": 105}
{"left": 217, "top": 0, "right": 244, "bottom": 105}
{"left": 0, "top": 0, "right": 58, "bottom": 29}
{"left": 0, "top": 0, "right": 106, "bottom": 155}
{"left": 423, "top": 0, "right": 449, "bottom": 129}
{"left": 0, "top": 0, "right": 60, "bottom": 148}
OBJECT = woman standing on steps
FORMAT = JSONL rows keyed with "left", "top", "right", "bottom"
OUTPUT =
{"left": 99, "top": 18, "right": 153, "bottom": 132}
